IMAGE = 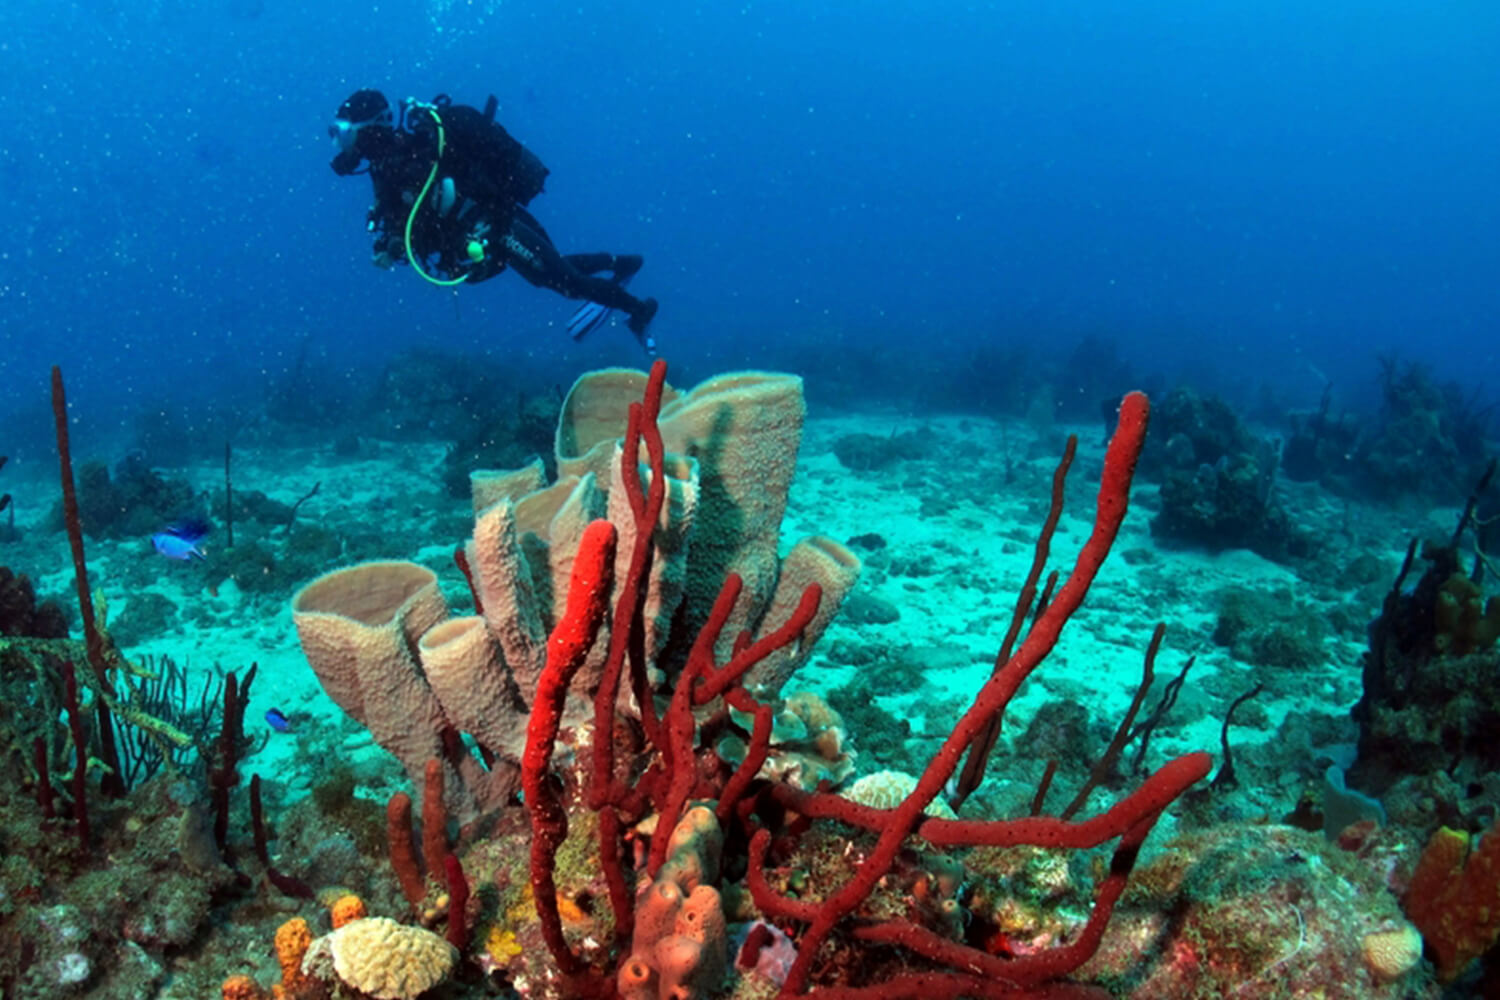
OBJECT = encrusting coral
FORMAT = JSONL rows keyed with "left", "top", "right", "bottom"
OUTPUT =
{"left": 1362, "top": 923, "right": 1424, "bottom": 982}
{"left": 228, "top": 912, "right": 459, "bottom": 1000}
{"left": 843, "top": 769, "right": 957, "bottom": 819}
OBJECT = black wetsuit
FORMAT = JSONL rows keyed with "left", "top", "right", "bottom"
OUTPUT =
{"left": 498, "top": 209, "right": 643, "bottom": 314}
{"left": 342, "top": 102, "right": 655, "bottom": 335}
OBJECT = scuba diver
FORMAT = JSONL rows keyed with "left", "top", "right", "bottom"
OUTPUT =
{"left": 329, "top": 89, "right": 659, "bottom": 353}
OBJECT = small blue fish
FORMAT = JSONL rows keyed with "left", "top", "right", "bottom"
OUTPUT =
{"left": 151, "top": 517, "right": 210, "bottom": 561}
{"left": 265, "top": 708, "right": 293, "bottom": 733}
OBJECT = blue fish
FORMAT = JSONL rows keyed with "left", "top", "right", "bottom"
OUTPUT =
{"left": 151, "top": 517, "right": 211, "bottom": 561}
{"left": 265, "top": 708, "right": 293, "bottom": 733}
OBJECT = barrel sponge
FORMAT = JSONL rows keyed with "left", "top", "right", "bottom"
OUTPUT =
{"left": 655, "top": 371, "right": 806, "bottom": 644}
{"left": 468, "top": 499, "right": 549, "bottom": 697}
{"left": 291, "top": 562, "right": 451, "bottom": 790}
{"left": 741, "top": 534, "right": 861, "bottom": 699}
{"left": 464, "top": 474, "right": 611, "bottom": 712}
{"left": 291, "top": 561, "right": 448, "bottom": 719}
{"left": 417, "top": 615, "right": 527, "bottom": 762}
{"left": 555, "top": 367, "right": 681, "bottom": 481}
{"left": 470, "top": 457, "right": 546, "bottom": 515}
{"left": 605, "top": 443, "right": 700, "bottom": 669}
{"left": 554, "top": 368, "right": 808, "bottom": 656}
{"left": 324, "top": 917, "right": 457, "bottom": 1000}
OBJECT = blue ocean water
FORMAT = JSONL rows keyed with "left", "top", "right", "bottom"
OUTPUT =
{"left": 0, "top": 0, "right": 1496, "bottom": 444}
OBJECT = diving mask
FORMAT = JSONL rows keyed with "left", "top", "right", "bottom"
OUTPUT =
{"left": 328, "top": 107, "right": 394, "bottom": 153}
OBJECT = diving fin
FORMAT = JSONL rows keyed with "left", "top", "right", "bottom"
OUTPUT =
{"left": 568, "top": 300, "right": 612, "bottom": 340}
{"left": 566, "top": 273, "right": 633, "bottom": 341}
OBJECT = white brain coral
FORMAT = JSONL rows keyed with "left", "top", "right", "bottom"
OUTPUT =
{"left": 843, "top": 770, "right": 956, "bottom": 819}
{"left": 326, "top": 916, "right": 457, "bottom": 999}
{"left": 1362, "top": 922, "right": 1422, "bottom": 981}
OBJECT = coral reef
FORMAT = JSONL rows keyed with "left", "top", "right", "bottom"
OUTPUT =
{"left": 1083, "top": 823, "right": 1431, "bottom": 998}
{"left": 1144, "top": 387, "right": 1310, "bottom": 561}
{"left": 2, "top": 360, "right": 1467, "bottom": 1000}
{"left": 1281, "top": 382, "right": 1360, "bottom": 487}
{"left": 0, "top": 371, "right": 278, "bottom": 1000}
{"left": 275, "top": 363, "right": 1217, "bottom": 999}
{"left": 1351, "top": 474, "right": 1500, "bottom": 833}
{"left": 64, "top": 453, "right": 195, "bottom": 541}
{"left": 830, "top": 427, "right": 934, "bottom": 472}
{"left": 0, "top": 565, "right": 67, "bottom": 638}
{"left": 1212, "top": 585, "right": 1328, "bottom": 673}
{"left": 1353, "top": 357, "right": 1492, "bottom": 502}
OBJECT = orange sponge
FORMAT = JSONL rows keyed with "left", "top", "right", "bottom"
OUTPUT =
{"left": 1405, "top": 821, "right": 1500, "bottom": 981}
{"left": 274, "top": 917, "right": 313, "bottom": 991}
{"left": 221, "top": 974, "right": 268, "bottom": 1000}
{"left": 330, "top": 894, "right": 368, "bottom": 929}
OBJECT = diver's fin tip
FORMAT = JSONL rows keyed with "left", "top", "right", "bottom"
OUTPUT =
{"left": 567, "top": 300, "right": 611, "bottom": 340}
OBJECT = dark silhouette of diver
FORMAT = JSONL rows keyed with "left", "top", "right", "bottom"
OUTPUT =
{"left": 329, "top": 89, "right": 659, "bottom": 353}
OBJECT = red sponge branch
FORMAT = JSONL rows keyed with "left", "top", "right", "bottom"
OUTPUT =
{"left": 444, "top": 853, "right": 470, "bottom": 952}
{"left": 511, "top": 368, "right": 1194, "bottom": 998}
{"left": 648, "top": 575, "right": 823, "bottom": 878}
{"left": 50, "top": 366, "right": 125, "bottom": 800}
{"left": 585, "top": 359, "right": 670, "bottom": 949}
{"left": 421, "top": 758, "right": 450, "bottom": 881}
{"left": 742, "top": 391, "right": 1212, "bottom": 996}
{"left": 386, "top": 791, "right": 427, "bottom": 907}
{"left": 522, "top": 518, "right": 618, "bottom": 979}
{"left": 249, "top": 774, "right": 315, "bottom": 899}
{"left": 32, "top": 737, "right": 55, "bottom": 821}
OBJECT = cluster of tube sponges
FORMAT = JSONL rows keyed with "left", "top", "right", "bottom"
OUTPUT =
{"left": 617, "top": 805, "right": 729, "bottom": 1000}
{"left": 290, "top": 368, "right": 862, "bottom": 821}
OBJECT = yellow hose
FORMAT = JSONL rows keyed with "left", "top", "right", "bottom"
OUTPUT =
{"left": 404, "top": 107, "right": 468, "bottom": 287}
